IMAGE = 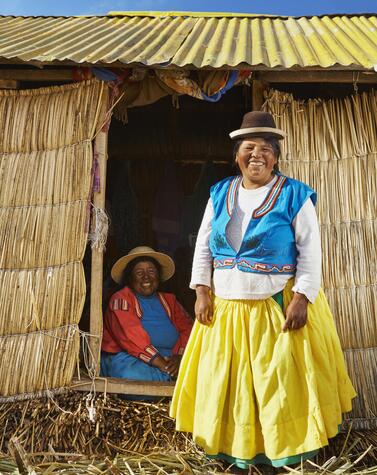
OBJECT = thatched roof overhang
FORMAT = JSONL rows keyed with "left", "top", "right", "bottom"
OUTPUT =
{"left": 0, "top": 11, "right": 376, "bottom": 71}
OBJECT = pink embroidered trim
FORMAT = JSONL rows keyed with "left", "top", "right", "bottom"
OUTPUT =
{"left": 213, "top": 258, "right": 237, "bottom": 269}
{"left": 111, "top": 298, "right": 129, "bottom": 311}
{"left": 139, "top": 353, "right": 150, "bottom": 363}
{"left": 252, "top": 175, "right": 286, "bottom": 218}
{"left": 214, "top": 258, "right": 295, "bottom": 273}
{"left": 145, "top": 345, "right": 158, "bottom": 356}
{"left": 226, "top": 177, "right": 242, "bottom": 217}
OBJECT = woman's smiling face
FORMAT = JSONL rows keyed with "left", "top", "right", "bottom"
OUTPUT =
{"left": 235, "top": 137, "right": 277, "bottom": 188}
{"left": 130, "top": 260, "right": 160, "bottom": 296}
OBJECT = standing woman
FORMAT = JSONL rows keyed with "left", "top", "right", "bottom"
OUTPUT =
{"left": 170, "top": 112, "right": 356, "bottom": 471}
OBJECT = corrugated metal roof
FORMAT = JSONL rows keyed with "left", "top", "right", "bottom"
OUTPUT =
{"left": 0, "top": 12, "right": 376, "bottom": 69}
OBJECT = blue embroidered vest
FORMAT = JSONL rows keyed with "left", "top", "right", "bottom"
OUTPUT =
{"left": 209, "top": 174, "right": 317, "bottom": 275}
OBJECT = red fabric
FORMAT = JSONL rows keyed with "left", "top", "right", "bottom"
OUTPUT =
{"left": 102, "top": 287, "right": 193, "bottom": 363}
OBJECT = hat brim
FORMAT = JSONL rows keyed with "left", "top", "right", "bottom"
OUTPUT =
{"left": 111, "top": 250, "right": 175, "bottom": 285}
{"left": 229, "top": 126, "right": 287, "bottom": 140}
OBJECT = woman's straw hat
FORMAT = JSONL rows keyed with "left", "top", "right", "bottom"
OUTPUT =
{"left": 229, "top": 111, "right": 287, "bottom": 140}
{"left": 111, "top": 246, "right": 175, "bottom": 284}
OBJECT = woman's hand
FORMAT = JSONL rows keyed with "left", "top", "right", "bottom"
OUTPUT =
{"left": 151, "top": 355, "right": 170, "bottom": 373}
{"left": 195, "top": 285, "right": 213, "bottom": 325}
{"left": 282, "top": 292, "right": 309, "bottom": 331}
{"left": 163, "top": 355, "right": 182, "bottom": 379}
{"left": 151, "top": 355, "right": 181, "bottom": 378}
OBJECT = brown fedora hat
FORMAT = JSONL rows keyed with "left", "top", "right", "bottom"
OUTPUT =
{"left": 111, "top": 246, "right": 175, "bottom": 284}
{"left": 229, "top": 111, "right": 287, "bottom": 140}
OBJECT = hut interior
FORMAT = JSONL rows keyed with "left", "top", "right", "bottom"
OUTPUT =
{"left": 100, "top": 85, "right": 247, "bottom": 317}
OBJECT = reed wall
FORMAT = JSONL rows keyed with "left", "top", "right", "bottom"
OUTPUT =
{"left": 0, "top": 79, "right": 106, "bottom": 398}
{"left": 265, "top": 89, "right": 377, "bottom": 429}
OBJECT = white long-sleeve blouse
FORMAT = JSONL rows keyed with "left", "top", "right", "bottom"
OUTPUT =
{"left": 190, "top": 176, "right": 321, "bottom": 303}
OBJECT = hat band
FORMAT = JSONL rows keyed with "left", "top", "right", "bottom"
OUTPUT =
{"left": 229, "top": 126, "right": 287, "bottom": 139}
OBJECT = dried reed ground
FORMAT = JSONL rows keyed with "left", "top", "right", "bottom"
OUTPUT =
{"left": 0, "top": 392, "right": 376, "bottom": 474}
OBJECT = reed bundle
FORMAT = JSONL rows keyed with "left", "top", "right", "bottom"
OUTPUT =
{"left": 0, "top": 325, "right": 79, "bottom": 397}
{"left": 0, "top": 200, "right": 88, "bottom": 269}
{"left": 264, "top": 89, "right": 377, "bottom": 429}
{"left": 266, "top": 90, "right": 377, "bottom": 162}
{"left": 0, "top": 263, "right": 85, "bottom": 335}
{"left": 326, "top": 286, "right": 377, "bottom": 348}
{"left": 280, "top": 156, "right": 377, "bottom": 223}
{"left": 0, "top": 79, "right": 104, "bottom": 153}
{"left": 0, "top": 79, "right": 107, "bottom": 398}
{"left": 0, "top": 141, "right": 93, "bottom": 207}
{"left": 344, "top": 348, "right": 377, "bottom": 427}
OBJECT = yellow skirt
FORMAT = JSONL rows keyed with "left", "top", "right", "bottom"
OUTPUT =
{"left": 170, "top": 280, "right": 356, "bottom": 466}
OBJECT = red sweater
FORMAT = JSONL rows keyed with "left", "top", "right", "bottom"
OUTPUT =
{"left": 102, "top": 287, "right": 193, "bottom": 364}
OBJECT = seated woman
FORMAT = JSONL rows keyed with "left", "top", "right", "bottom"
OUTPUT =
{"left": 101, "top": 246, "right": 193, "bottom": 381}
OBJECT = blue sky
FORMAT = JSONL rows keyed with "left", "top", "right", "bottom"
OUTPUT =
{"left": 0, "top": 0, "right": 376, "bottom": 17}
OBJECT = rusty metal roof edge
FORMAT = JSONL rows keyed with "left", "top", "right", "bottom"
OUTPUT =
{"left": 107, "top": 11, "right": 286, "bottom": 18}
{"left": 107, "top": 11, "right": 377, "bottom": 19}
{"left": 0, "top": 57, "right": 374, "bottom": 72}
{"left": 0, "top": 11, "right": 376, "bottom": 20}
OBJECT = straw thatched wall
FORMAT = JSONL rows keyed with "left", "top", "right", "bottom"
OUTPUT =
{"left": 0, "top": 79, "right": 107, "bottom": 398}
{"left": 265, "top": 89, "right": 377, "bottom": 430}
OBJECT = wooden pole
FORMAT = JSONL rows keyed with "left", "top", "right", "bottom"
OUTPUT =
{"left": 256, "top": 70, "right": 377, "bottom": 84}
{"left": 0, "top": 79, "right": 20, "bottom": 89}
{"left": 72, "top": 377, "right": 175, "bottom": 397}
{"left": 252, "top": 79, "right": 267, "bottom": 110}
{"left": 0, "top": 68, "right": 377, "bottom": 84}
{"left": 90, "top": 85, "right": 110, "bottom": 375}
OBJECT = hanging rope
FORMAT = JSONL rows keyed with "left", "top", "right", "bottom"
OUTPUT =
{"left": 88, "top": 204, "right": 109, "bottom": 252}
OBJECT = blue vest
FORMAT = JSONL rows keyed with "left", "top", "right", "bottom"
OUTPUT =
{"left": 209, "top": 174, "right": 317, "bottom": 275}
